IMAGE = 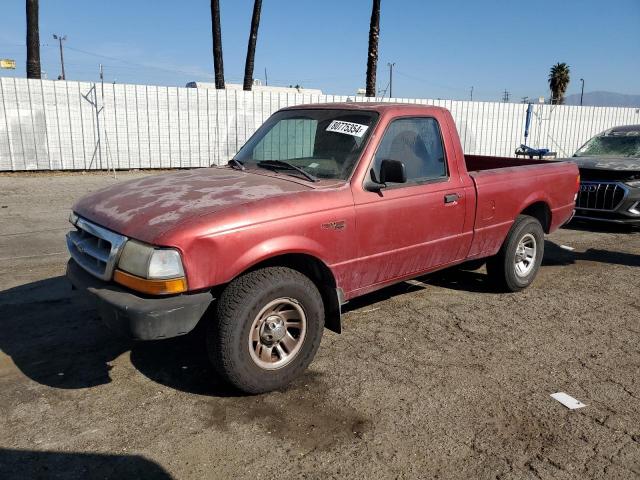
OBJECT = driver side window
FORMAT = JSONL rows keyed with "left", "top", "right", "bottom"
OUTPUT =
{"left": 373, "top": 117, "right": 447, "bottom": 184}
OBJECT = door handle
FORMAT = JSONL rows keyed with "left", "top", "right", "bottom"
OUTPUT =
{"left": 444, "top": 193, "right": 459, "bottom": 204}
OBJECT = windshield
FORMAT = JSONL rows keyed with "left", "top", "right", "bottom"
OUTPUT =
{"left": 234, "top": 109, "right": 379, "bottom": 180}
{"left": 574, "top": 133, "right": 640, "bottom": 158}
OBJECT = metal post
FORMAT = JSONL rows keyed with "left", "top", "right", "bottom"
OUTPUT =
{"left": 94, "top": 85, "right": 102, "bottom": 169}
{"left": 580, "top": 78, "right": 585, "bottom": 106}
{"left": 100, "top": 64, "right": 116, "bottom": 177}
{"left": 470, "top": 86, "right": 473, "bottom": 101}
{"left": 387, "top": 62, "right": 395, "bottom": 98}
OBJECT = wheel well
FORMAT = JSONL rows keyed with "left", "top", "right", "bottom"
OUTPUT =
{"left": 521, "top": 201, "right": 551, "bottom": 233}
{"left": 243, "top": 254, "right": 342, "bottom": 333}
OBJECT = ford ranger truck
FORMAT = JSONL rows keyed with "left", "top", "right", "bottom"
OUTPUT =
{"left": 66, "top": 103, "right": 579, "bottom": 393}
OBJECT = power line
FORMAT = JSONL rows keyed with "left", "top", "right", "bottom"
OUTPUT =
{"left": 378, "top": 81, "right": 390, "bottom": 98}
{"left": 395, "top": 70, "right": 466, "bottom": 93}
{"left": 4, "top": 40, "right": 361, "bottom": 87}
{"left": 63, "top": 45, "right": 217, "bottom": 79}
{"left": 5, "top": 42, "right": 213, "bottom": 80}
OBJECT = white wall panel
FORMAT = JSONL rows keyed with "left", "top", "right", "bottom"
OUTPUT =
{"left": 1, "top": 77, "right": 639, "bottom": 170}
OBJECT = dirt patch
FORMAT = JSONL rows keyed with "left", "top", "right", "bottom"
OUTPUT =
{"left": 1, "top": 172, "right": 639, "bottom": 479}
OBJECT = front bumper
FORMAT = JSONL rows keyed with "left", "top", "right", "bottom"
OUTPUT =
{"left": 574, "top": 185, "right": 640, "bottom": 225}
{"left": 66, "top": 259, "right": 213, "bottom": 340}
{"left": 572, "top": 212, "right": 640, "bottom": 225}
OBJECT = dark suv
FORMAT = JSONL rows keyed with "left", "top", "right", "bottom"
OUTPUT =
{"left": 572, "top": 125, "right": 640, "bottom": 225}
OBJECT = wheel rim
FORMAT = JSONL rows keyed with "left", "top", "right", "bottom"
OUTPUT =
{"left": 514, "top": 233, "right": 537, "bottom": 278}
{"left": 248, "top": 297, "right": 307, "bottom": 370}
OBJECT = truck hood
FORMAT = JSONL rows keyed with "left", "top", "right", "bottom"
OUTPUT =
{"left": 73, "top": 168, "right": 311, "bottom": 243}
{"left": 571, "top": 156, "right": 640, "bottom": 171}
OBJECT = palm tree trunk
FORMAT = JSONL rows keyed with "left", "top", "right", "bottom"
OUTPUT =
{"left": 365, "top": 0, "right": 381, "bottom": 97}
{"left": 26, "top": 0, "right": 41, "bottom": 79}
{"left": 211, "top": 0, "right": 225, "bottom": 89}
{"left": 243, "top": 0, "right": 262, "bottom": 91}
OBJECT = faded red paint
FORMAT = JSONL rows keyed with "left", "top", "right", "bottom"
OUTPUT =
{"left": 72, "top": 103, "right": 579, "bottom": 299}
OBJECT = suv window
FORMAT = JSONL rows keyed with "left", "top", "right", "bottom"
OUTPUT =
{"left": 372, "top": 117, "right": 447, "bottom": 183}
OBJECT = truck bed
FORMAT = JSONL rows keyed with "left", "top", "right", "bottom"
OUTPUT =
{"left": 465, "top": 154, "right": 562, "bottom": 172}
{"left": 463, "top": 154, "right": 578, "bottom": 260}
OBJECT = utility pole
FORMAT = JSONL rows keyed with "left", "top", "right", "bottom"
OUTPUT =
{"left": 387, "top": 62, "right": 395, "bottom": 98}
{"left": 502, "top": 89, "right": 510, "bottom": 102}
{"left": 521, "top": 96, "right": 529, "bottom": 103}
{"left": 264, "top": 67, "right": 268, "bottom": 86}
{"left": 470, "top": 86, "right": 473, "bottom": 101}
{"left": 580, "top": 78, "right": 585, "bottom": 106}
{"left": 53, "top": 34, "right": 66, "bottom": 80}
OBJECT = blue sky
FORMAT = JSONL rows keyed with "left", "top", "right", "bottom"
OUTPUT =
{"left": 1, "top": 0, "right": 638, "bottom": 101}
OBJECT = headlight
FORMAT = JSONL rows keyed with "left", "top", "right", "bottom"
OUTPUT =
{"left": 115, "top": 240, "right": 186, "bottom": 295}
{"left": 69, "top": 211, "right": 79, "bottom": 225}
{"left": 118, "top": 241, "right": 185, "bottom": 279}
{"left": 625, "top": 179, "right": 640, "bottom": 188}
{"left": 149, "top": 249, "right": 185, "bottom": 278}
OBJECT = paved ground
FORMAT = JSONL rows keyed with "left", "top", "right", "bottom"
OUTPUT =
{"left": 0, "top": 171, "right": 639, "bottom": 480}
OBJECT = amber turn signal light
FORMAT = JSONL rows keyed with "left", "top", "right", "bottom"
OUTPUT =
{"left": 113, "top": 269, "right": 187, "bottom": 295}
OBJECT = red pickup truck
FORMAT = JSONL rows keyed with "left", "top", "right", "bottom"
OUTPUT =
{"left": 67, "top": 103, "right": 579, "bottom": 393}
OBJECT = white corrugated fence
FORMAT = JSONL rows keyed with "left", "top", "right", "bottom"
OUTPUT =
{"left": 1, "top": 77, "right": 639, "bottom": 171}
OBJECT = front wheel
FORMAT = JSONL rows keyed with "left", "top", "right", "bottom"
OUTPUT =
{"left": 207, "top": 267, "right": 325, "bottom": 394}
{"left": 486, "top": 215, "right": 544, "bottom": 292}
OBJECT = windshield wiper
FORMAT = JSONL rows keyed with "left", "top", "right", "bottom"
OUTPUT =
{"left": 228, "top": 158, "right": 245, "bottom": 171}
{"left": 257, "top": 160, "right": 318, "bottom": 182}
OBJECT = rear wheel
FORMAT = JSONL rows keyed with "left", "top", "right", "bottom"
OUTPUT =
{"left": 207, "top": 267, "right": 324, "bottom": 394}
{"left": 486, "top": 215, "right": 544, "bottom": 292}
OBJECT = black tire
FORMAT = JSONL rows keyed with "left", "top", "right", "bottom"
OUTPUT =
{"left": 486, "top": 215, "right": 544, "bottom": 292}
{"left": 207, "top": 267, "right": 324, "bottom": 394}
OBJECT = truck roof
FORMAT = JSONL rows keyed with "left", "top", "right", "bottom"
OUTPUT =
{"left": 283, "top": 102, "right": 450, "bottom": 115}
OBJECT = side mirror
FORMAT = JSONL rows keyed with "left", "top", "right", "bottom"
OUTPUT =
{"left": 363, "top": 160, "right": 407, "bottom": 192}
{"left": 379, "top": 159, "right": 406, "bottom": 184}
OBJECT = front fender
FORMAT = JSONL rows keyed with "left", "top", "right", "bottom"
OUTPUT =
{"left": 222, "top": 235, "right": 333, "bottom": 285}
{"left": 194, "top": 233, "right": 343, "bottom": 334}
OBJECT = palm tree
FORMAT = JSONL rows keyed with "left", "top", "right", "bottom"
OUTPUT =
{"left": 243, "top": 0, "right": 262, "bottom": 91}
{"left": 26, "top": 0, "right": 41, "bottom": 79}
{"left": 211, "top": 0, "right": 225, "bottom": 89}
{"left": 548, "top": 62, "right": 570, "bottom": 105}
{"left": 365, "top": 0, "right": 381, "bottom": 97}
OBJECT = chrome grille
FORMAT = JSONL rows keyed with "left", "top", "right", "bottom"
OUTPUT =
{"left": 576, "top": 181, "right": 627, "bottom": 211}
{"left": 66, "top": 217, "right": 127, "bottom": 280}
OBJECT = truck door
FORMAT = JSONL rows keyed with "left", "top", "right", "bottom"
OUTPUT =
{"left": 351, "top": 116, "right": 467, "bottom": 291}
